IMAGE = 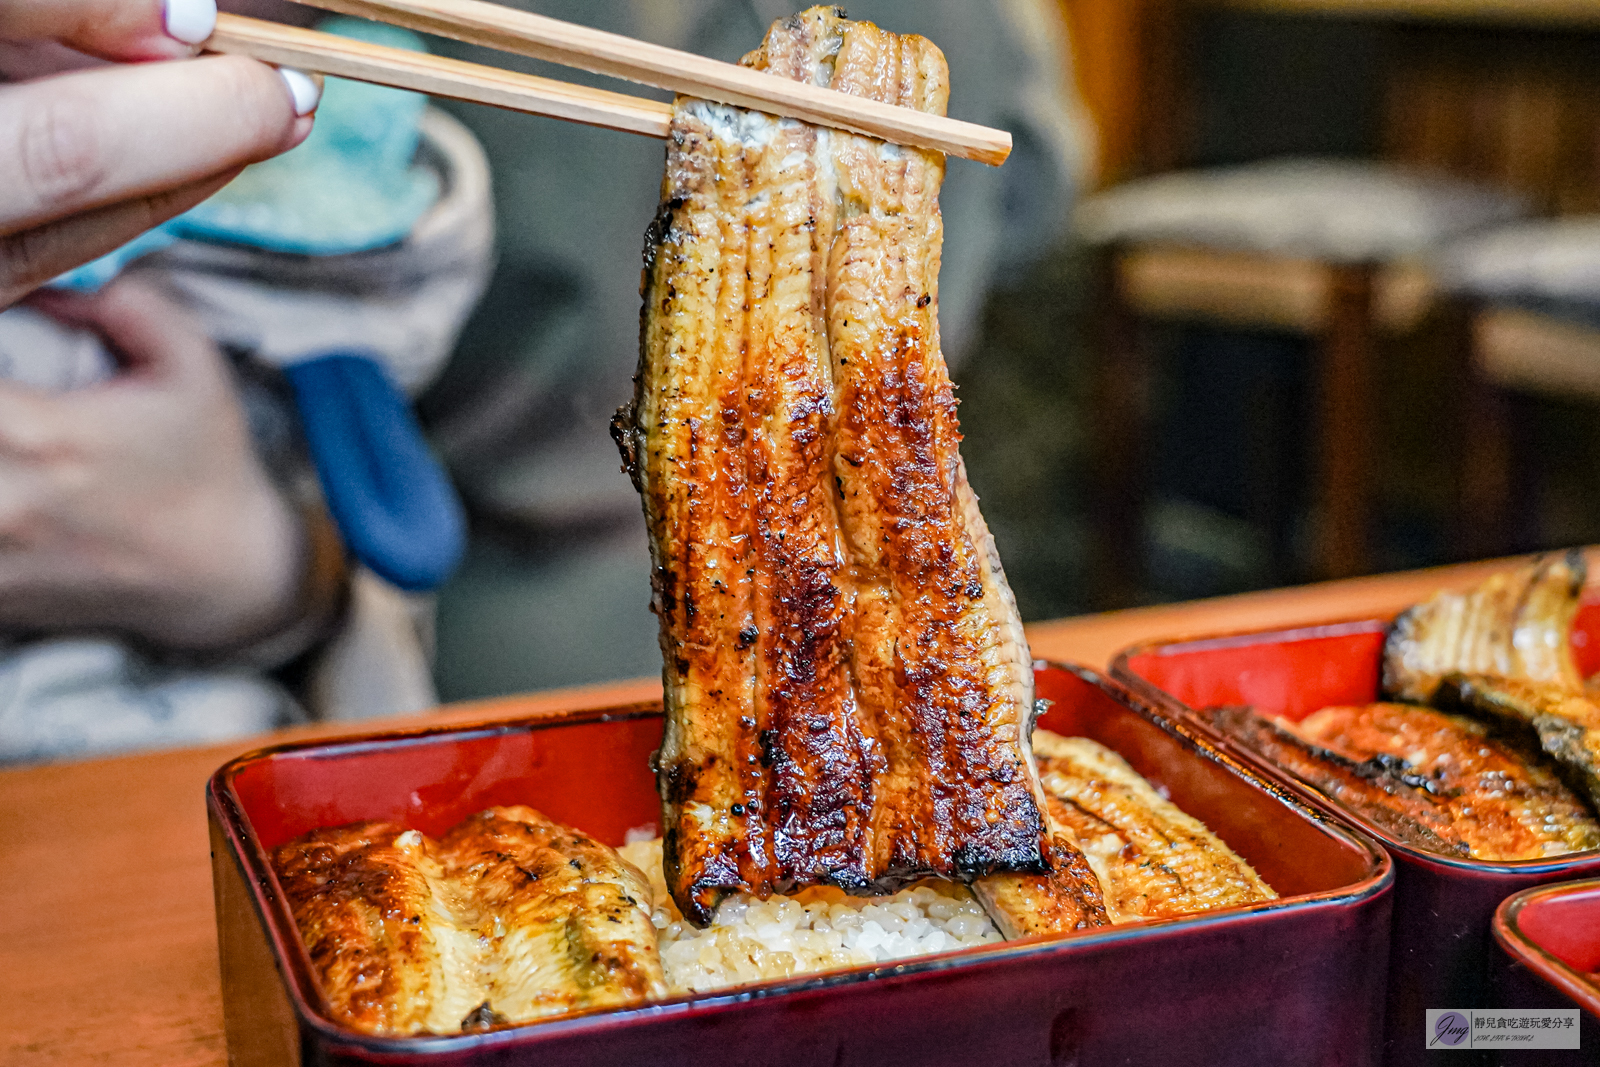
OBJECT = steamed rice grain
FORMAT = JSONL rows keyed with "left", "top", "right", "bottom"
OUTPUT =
{"left": 617, "top": 839, "right": 1002, "bottom": 995}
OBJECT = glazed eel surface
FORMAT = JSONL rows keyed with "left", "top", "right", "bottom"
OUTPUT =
{"left": 1382, "top": 548, "right": 1600, "bottom": 822}
{"left": 1202, "top": 705, "right": 1474, "bottom": 857}
{"left": 1206, "top": 702, "right": 1600, "bottom": 861}
{"left": 272, "top": 807, "right": 666, "bottom": 1036}
{"left": 614, "top": 6, "right": 1046, "bottom": 924}
{"left": 1438, "top": 675, "right": 1600, "bottom": 816}
{"left": 1032, "top": 731, "right": 1276, "bottom": 922}
{"left": 1302, "top": 702, "right": 1599, "bottom": 859}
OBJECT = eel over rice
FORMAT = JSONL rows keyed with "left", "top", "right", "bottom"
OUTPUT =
{"left": 1204, "top": 550, "right": 1600, "bottom": 861}
{"left": 1028, "top": 731, "right": 1275, "bottom": 921}
{"left": 1384, "top": 549, "right": 1600, "bottom": 814}
{"left": 1297, "top": 702, "right": 1600, "bottom": 859}
{"left": 1201, "top": 705, "right": 1473, "bottom": 857}
{"left": 614, "top": 6, "right": 1052, "bottom": 925}
{"left": 273, "top": 808, "right": 666, "bottom": 1036}
{"left": 1382, "top": 549, "right": 1586, "bottom": 705}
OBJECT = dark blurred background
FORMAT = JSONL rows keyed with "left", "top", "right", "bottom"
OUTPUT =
{"left": 418, "top": 0, "right": 1600, "bottom": 701}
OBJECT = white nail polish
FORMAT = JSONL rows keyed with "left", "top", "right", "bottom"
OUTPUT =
{"left": 277, "top": 68, "right": 323, "bottom": 116}
{"left": 162, "top": 0, "right": 217, "bottom": 45}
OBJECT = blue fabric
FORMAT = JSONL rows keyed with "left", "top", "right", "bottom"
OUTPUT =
{"left": 284, "top": 354, "right": 465, "bottom": 591}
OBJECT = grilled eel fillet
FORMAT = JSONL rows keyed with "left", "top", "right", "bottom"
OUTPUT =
{"left": 1383, "top": 549, "right": 1585, "bottom": 705}
{"left": 1381, "top": 548, "right": 1600, "bottom": 817}
{"left": 975, "top": 732, "right": 1277, "bottom": 931}
{"left": 1202, "top": 705, "right": 1472, "bottom": 857}
{"left": 1033, "top": 732, "right": 1274, "bottom": 922}
{"left": 272, "top": 807, "right": 666, "bottom": 1036}
{"left": 1437, "top": 675, "right": 1600, "bottom": 816}
{"left": 1299, "top": 703, "right": 1600, "bottom": 859}
{"left": 970, "top": 833, "right": 1109, "bottom": 939}
{"left": 614, "top": 6, "right": 1044, "bottom": 924}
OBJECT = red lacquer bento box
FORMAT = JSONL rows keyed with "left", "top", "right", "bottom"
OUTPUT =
{"left": 208, "top": 663, "right": 1392, "bottom": 1067}
{"left": 1113, "top": 602, "right": 1600, "bottom": 1067}
{"left": 1488, "top": 879, "right": 1600, "bottom": 1065}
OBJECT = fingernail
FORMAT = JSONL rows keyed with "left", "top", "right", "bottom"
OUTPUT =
{"left": 285, "top": 115, "right": 317, "bottom": 150}
{"left": 162, "top": 0, "right": 218, "bottom": 45}
{"left": 277, "top": 68, "right": 323, "bottom": 116}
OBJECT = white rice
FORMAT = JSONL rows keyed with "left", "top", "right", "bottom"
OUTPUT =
{"left": 617, "top": 839, "right": 1002, "bottom": 995}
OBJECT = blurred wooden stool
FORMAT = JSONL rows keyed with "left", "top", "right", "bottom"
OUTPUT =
{"left": 1440, "top": 218, "right": 1600, "bottom": 557}
{"left": 1077, "top": 158, "right": 1524, "bottom": 602}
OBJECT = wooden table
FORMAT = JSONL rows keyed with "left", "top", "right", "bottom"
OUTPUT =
{"left": 0, "top": 551, "right": 1566, "bottom": 1066}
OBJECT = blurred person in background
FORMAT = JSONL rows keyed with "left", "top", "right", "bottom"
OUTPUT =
{"left": 0, "top": 0, "right": 1085, "bottom": 759}
{"left": 0, "top": 0, "right": 493, "bottom": 762}
{"left": 420, "top": 0, "right": 1092, "bottom": 700}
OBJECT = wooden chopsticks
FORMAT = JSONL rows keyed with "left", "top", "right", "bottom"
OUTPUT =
{"left": 208, "top": 15, "right": 674, "bottom": 138}
{"left": 203, "top": 1, "right": 1012, "bottom": 165}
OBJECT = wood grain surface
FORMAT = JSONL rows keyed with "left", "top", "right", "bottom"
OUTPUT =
{"left": 0, "top": 552, "right": 1579, "bottom": 1066}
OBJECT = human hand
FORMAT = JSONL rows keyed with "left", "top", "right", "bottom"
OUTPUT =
{"left": 0, "top": 278, "right": 310, "bottom": 654}
{"left": 0, "top": 0, "right": 323, "bottom": 305}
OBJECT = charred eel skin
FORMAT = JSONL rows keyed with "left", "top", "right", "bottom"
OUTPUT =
{"left": 975, "top": 731, "right": 1278, "bottom": 931}
{"left": 1299, "top": 703, "right": 1600, "bottom": 860}
{"left": 1201, "top": 706, "right": 1471, "bottom": 857}
{"left": 617, "top": 6, "right": 1045, "bottom": 925}
{"left": 1438, "top": 675, "right": 1600, "bottom": 817}
{"left": 1198, "top": 553, "right": 1600, "bottom": 862}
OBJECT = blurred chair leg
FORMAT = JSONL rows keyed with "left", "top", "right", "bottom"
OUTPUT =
{"left": 1137, "top": 0, "right": 1192, "bottom": 174}
{"left": 1090, "top": 246, "right": 1151, "bottom": 608}
{"left": 1314, "top": 264, "right": 1376, "bottom": 580}
{"left": 1450, "top": 300, "right": 1513, "bottom": 559}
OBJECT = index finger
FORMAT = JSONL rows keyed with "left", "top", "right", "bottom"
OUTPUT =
{"left": 0, "top": 55, "right": 308, "bottom": 237}
{"left": 0, "top": 0, "right": 216, "bottom": 62}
